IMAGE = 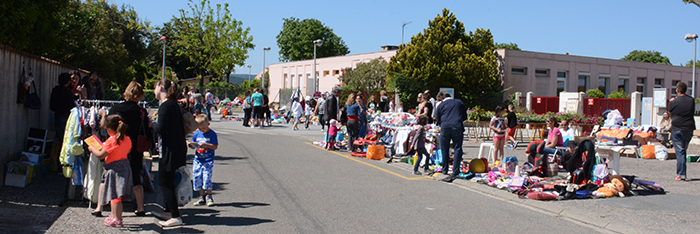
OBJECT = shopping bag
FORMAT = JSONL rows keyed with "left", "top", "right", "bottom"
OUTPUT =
{"left": 641, "top": 145, "right": 655, "bottom": 159}
{"left": 174, "top": 165, "right": 192, "bottom": 206}
{"left": 366, "top": 145, "right": 385, "bottom": 160}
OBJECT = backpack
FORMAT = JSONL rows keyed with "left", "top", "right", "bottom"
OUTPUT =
{"left": 528, "top": 154, "right": 548, "bottom": 177}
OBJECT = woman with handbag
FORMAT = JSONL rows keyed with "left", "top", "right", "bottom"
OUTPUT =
{"left": 152, "top": 79, "right": 187, "bottom": 227}
{"left": 92, "top": 82, "right": 152, "bottom": 217}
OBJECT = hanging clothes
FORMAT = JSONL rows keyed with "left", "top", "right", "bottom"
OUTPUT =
{"left": 59, "top": 107, "right": 83, "bottom": 178}
{"left": 83, "top": 153, "right": 104, "bottom": 202}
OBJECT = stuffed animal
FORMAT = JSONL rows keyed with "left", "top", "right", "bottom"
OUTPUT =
{"left": 592, "top": 175, "right": 630, "bottom": 198}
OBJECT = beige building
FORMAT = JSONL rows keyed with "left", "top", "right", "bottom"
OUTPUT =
{"left": 267, "top": 47, "right": 700, "bottom": 104}
{"left": 267, "top": 47, "right": 397, "bottom": 102}
{"left": 497, "top": 49, "right": 700, "bottom": 99}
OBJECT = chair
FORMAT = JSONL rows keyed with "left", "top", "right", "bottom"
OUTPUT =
{"left": 478, "top": 142, "right": 495, "bottom": 163}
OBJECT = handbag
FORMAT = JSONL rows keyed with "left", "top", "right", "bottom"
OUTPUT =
{"left": 24, "top": 80, "right": 41, "bottom": 110}
{"left": 136, "top": 108, "right": 152, "bottom": 152}
{"left": 181, "top": 106, "right": 199, "bottom": 134}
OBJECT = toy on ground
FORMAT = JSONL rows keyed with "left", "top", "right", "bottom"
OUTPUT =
{"left": 592, "top": 175, "right": 630, "bottom": 198}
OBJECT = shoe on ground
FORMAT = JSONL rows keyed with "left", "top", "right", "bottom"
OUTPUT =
{"left": 158, "top": 218, "right": 184, "bottom": 228}
{"left": 321, "top": 129, "right": 325, "bottom": 132}
{"left": 441, "top": 176, "right": 456, "bottom": 183}
{"left": 193, "top": 196, "right": 205, "bottom": 206}
{"left": 514, "top": 141, "right": 519, "bottom": 149}
{"left": 104, "top": 216, "right": 124, "bottom": 228}
{"left": 413, "top": 171, "right": 422, "bottom": 175}
{"left": 206, "top": 195, "right": 215, "bottom": 207}
{"left": 152, "top": 211, "right": 172, "bottom": 220}
{"left": 424, "top": 168, "right": 431, "bottom": 174}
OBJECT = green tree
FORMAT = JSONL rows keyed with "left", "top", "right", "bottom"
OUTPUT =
{"left": 608, "top": 90, "right": 630, "bottom": 99}
{"left": 276, "top": 17, "right": 350, "bottom": 62}
{"left": 0, "top": 0, "right": 69, "bottom": 56}
{"left": 339, "top": 57, "right": 388, "bottom": 95}
{"left": 495, "top": 42, "right": 521, "bottom": 50}
{"left": 586, "top": 89, "right": 605, "bottom": 98}
{"left": 683, "top": 59, "right": 700, "bottom": 68}
{"left": 387, "top": 8, "right": 501, "bottom": 109}
{"left": 167, "top": 0, "right": 254, "bottom": 88}
{"left": 621, "top": 50, "right": 671, "bottom": 65}
{"left": 683, "top": 0, "right": 700, "bottom": 7}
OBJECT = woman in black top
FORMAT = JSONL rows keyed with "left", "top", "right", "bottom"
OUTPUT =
{"left": 152, "top": 79, "right": 187, "bottom": 227}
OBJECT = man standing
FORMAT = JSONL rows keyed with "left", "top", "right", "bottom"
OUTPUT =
{"left": 50, "top": 73, "right": 77, "bottom": 142}
{"left": 315, "top": 93, "right": 327, "bottom": 131}
{"left": 205, "top": 89, "right": 215, "bottom": 121}
{"left": 81, "top": 72, "right": 103, "bottom": 100}
{"left": 251, "top": 88, "right": 264, "bottom": 128}
{"left": 325, "top": 86, "right": 342, "bottom": 140}
{"left": 436, "top": 93, "right": 466, "bottom": 183}
{"left": 668, "top": 81, "right": 696, "bottom": 181}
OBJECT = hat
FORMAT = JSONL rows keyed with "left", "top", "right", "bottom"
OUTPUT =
{"left": 305, "top": 96, "right": 311, "bottom": 101}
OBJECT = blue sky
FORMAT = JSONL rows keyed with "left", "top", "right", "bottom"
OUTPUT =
{"left": 113, "top": 0, "right": 700, "bottom": 75}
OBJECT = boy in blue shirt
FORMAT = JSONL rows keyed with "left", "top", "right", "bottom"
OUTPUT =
{"left": 188, "top": 114, "right": 219, "bottom": 206}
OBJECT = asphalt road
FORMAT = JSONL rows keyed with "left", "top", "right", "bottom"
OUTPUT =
{"left": 169, "top": 121, "right": 602, "bottom": 233}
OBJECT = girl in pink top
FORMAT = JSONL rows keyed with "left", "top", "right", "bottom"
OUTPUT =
{"left": 489, "top": 106, "right": 507, "bottom": 164}
{"left": 327, "top": 119, "right": 338, "bottom": 151}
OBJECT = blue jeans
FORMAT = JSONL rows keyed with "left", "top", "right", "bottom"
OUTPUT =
{"left": 540, "top": 147, "right": 562, "bottom": 157}
{"left": 440, "top": 127, "right": 464, "bottom": 176}
{"left": 205, "top": 103, "right": 214, "bottom": 120}
{"left": 194, "top": 103, "right": 204, "bottom": 114}
{"left": 672, "top": 130, "right": 693, "bottom": 176}
{"left": 54, "top": 115, "right": 68, "bottom": 142}
{"left": 414, "top": 147, "right": 430, "bottom": 172}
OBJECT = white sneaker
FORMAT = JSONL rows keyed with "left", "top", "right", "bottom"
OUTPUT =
{"left": 251, "top": 125, "right": 255, "bottom": 129}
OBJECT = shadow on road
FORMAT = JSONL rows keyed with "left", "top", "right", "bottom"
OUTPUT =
{"left": 129, "top": 223, "right": 205, "bottom": 233}
{"left": 215, "top": 201, "right": 270, "bottom": 208}
{"left": 214, "top": 156, "right": 248, "bottom": 161}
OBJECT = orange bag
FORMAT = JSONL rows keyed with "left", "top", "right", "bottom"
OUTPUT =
{"left": 641, "top": 145, "right": 655, "bottom": 159}
{"left": 366, "top": 145, "right": 385, "bottom": 160}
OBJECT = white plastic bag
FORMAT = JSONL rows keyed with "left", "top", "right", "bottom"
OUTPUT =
{"left": 604, "top": 110, "right": 623, "bottom": 127}
{"left": 174, "top": 165, "right": 192, "bottom": 206}
{"left": 655, "top": 144, "right": 668, "bottom": 161}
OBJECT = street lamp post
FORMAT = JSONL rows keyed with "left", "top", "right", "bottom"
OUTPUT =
{"left": 263, "top": 47, "right": 271, "bottom": 92}
{"left": 313, "top": 39, "right": 323, "bottom": 94}
{"left": 686, "top": 33, "right": 698, "bottom": 97}
{"left": 402, "top": 21, "right": 412, "bottom": 45}
{"left": 160, "top": 36, "right": 167, "bottom": 82}
{"left": 247, "top": 64, "right": 252, "bottom": 89}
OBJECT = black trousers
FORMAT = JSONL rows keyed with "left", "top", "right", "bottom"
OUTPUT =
{"left": 243, "top": 108, "right": 252, "bottom": 126}
{"left": 158, "top": 169, "right": 180, "bottom": 218}
{"left": 347, "top": 119, "right": 360, "bottom": 151}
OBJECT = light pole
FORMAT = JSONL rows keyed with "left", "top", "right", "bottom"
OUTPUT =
{"left": 160, "top": 36, "right": 167, "bottom": 82}
{"left": 247, "top": 64, "right": 252, "bottom": 89}
{"left": 313, "top": 39, "right": 323, "bottom": 94}
{"left": 402, "top": 21, "right": 412, "bottom": 45}
{"left": 262, "top": 47, "right": 270, "bottom": 92}
{"left": 686, "top": 33, "right": 698, "bottom": 97}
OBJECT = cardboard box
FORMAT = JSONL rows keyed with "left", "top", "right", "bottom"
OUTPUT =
{"left": 21, "top": 152, "right": 46, "bottom": 164}
{"left": 5, "top": 161, "right": 33, "bottom": 187}
{"left": 5, "top": 172, "right": 28, "bottom": 187}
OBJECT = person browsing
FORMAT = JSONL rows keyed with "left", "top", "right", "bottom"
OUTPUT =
{"left": 188, "top": 114, "right": 218, "bottom": 206}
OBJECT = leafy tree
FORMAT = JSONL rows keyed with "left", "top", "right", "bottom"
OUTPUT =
{"left": 0, "top": 0, "right": 69, "bottom": 56}
{"left": 683, "top": 0, "right": 700, "bottom": 8}
{"left": 621, "top": 50, "right": 671, "bottom": 65}
{"left": 586, "top": 89, "right": 605, "bottom": 98}
{"left": 339, "top": 57, "right": 388, "bottom": 95}
{"left": 276, "top": 17, "right": 350, "bottom": 62}
{"left": 387, "top": 8, "right": 502, "bottom": 109}
{"left": 683, "top": 59, "right": 700, "bottom": 68}
{"left": 495, "top": 42, "right": 521, "bottom": 50}
{"left": 167, "top": 0, "right": 254, "bottom": 88}
{"left": 608, "top": 90, "right": 629, "bottom": 99}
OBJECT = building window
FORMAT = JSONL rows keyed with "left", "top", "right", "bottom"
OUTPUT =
{"left": 618, "top": 75, "right": 629, "bottom": 93}
{"left": 291, "top": 74, "right": 295, "bottom": 88}
{"left": 298, "top": 73, "right": 302, "bottom": 89}
{"left": 556, "top": 71, "right": 567, "bottom": 95}
{"left": 323, "top": 70, "right": 330, "bottom": 77}
{"left": 578, "top": 73, "right": 589, "bottom": 93}
{"left": 535, "top": 69, "right": 549, "bottom": 77}
{"left": 598, "top": 75, "right": 610, "bottom": 95}
{"left": 307, "top": 72, "right": 311, "bottom": 80}
{"left": 511, "top": 67, "right": 527, "bottom": 75}
{"left": 283, "top": 73, "right": 288, "bottom": 89}
{"left": 672, "top": 80, "right": 680, "bottom": 96}
{"left": 654, "top": 78, "right": 663, "bottom": 89}
{"left": 636, "top": 77, "right": 646, "bottom": 94}
{"left": 333, "top": 70, "right": 340, "bottom": 76}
